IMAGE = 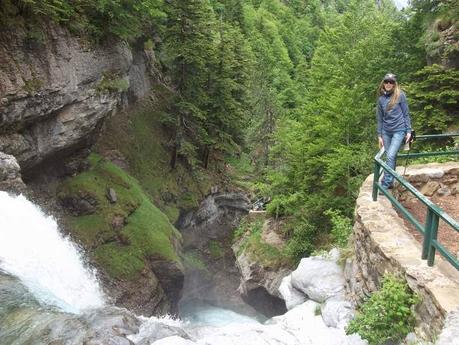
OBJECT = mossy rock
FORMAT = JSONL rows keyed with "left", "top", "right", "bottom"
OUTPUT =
{"left": 94, "top": 97, "right": 213, "bottom": 224}
{"left": 58, "top": 153, "right": 182, "bottom": 281}
{"left": 208, "top": 240, "right": 224, "bottom": 259}
{"left": 235, "top": 217, "right": 292, "bottom": 270}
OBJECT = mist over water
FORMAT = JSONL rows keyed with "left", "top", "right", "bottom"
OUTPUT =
{"left": 0, "top": 192, "right": 105, "bottom": 314}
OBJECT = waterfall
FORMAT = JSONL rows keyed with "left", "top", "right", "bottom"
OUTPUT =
{"left": 0, "top": 191, "right": 105, "bottom": 314}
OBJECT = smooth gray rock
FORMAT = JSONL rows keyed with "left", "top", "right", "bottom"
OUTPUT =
{"left": 107, "top": 187, "right": 118, "bottom": 203}
{"left": 404, "top": 332, "right": 420, "bottom": 344}
{"left": 127, "top": 317, "right": 192, "bottom": 345}
{"left": 290, "top": 256, "right": 345, "bottom": 303}
{"left": 151, "top": 336, "right": 197, "bottom": 345}
{"left": 321, "top": 298, "right": 355, "bottom": 329}
{"left": 436, "top": 309, "right": 459, "bottom": 345}
{"left": 0, "top": 152, "right": 26, "bottom": 193}
{"left": 0, "top": 152, "right": 20, "bottom": 180}
{"left": 278, "top": 274, "right": 307, "bottom": 310}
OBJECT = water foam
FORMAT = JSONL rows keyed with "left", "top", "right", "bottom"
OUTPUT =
{"left": 0, "top": 192, "right": 105, "bottom": 313}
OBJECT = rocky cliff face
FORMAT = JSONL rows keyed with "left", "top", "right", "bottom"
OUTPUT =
{"left": 177, "top": 192, "right": 257, "bottom": 315}
{"left": 0, "top": 23, "right": 153, "bottom": 172}
{"left": 0, "top": 23, "right": 185, "bottom": 316}
{"left": 426, "top": 20, "right": 459, "bottom": 69}
{"left": 232, "top": 216, "right": 290, "bottom": 317}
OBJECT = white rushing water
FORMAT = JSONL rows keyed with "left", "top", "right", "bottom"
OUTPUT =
{"left": 0, "top": 192, "right": 105, "bottom": 313}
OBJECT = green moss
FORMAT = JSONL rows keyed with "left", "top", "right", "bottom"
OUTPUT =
{"left": 208, "top": 240, "right": 223, "bottom": 259}
{"left": 180, "top": 191, "right": 200, "bottom": 209}
{"left": 163, "top": 206, "right": 181, "bottom": 224}
{"left": 94, "top": 243, "right": 145, "bottom": 280}
{"left": 95, "top": 96, "right": 212, "bottom": 223}
{"left": 246, "top": 231, "right": 289, "bottom": 269}
{"left": 144, "top": 39, "right": 154, "bottom": 50}
{"left": 123, "top": 201, "right": 180, "bottom": 262}
{"left": 68, "top": 214, "right": 113, "bottom": 248}
{"left": 59, "top": 153, "right": 181, "bottom": 281}
{"left": 235, "top": 217, "right": 291, "bottom": 269}
{"left": 23, "top": 78, "right": 43, "bottom": 94}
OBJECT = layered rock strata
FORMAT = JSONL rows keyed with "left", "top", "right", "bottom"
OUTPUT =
{"left": 0, "top": 23, "right": 154, "bottom": 172}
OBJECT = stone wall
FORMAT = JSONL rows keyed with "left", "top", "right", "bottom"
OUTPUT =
{"left": 397, "top": 163, "right": 459, "bottom": 199}
{"left": 346, "top": 162, "right": 459, "bottom": 340}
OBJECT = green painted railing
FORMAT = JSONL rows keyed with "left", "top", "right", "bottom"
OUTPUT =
{"left": 373, "top": 133, "right": 459, "bottom": 269}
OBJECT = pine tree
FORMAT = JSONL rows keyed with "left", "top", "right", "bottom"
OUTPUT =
{"left": 262, "top": 0, "right": 407, "bottom": 258}
{"left": 163, "top": 0, "right": 218, "bottom": 168}
{"left": 203, "top": 21, "right": 252, "bottom": 168}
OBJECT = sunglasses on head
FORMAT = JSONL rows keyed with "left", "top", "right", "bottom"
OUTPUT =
{"left": 383, "top": 80, "right": 395, "bottom": 84}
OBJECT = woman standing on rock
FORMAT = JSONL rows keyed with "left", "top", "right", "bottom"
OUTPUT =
{"left": 376, "top": 73, "right": 412, "bottom": 190}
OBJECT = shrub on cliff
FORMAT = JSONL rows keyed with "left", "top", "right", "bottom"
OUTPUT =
{"left": 346, "top": 275, "right": 419, "bottom": 345}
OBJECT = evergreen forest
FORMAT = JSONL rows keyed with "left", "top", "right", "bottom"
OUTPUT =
{"left": 2, "top": 0, "right": 458, "bottom": 261}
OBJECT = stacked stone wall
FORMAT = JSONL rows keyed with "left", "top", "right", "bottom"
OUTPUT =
{"left": 397, "top": 164, "right": 459, "bottom": 199}
{"left": 346, "top": 163, "right": 459, "bottom": 340}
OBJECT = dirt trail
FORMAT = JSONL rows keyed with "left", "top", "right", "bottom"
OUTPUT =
{"left": 399, "top": 193, "right": 459, "bottom": 256}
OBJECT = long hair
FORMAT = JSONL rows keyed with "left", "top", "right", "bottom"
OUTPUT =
{"left": 377, "top": 80, "right": 401, "bottom": 111}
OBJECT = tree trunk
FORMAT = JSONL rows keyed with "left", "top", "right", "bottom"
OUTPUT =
{"left": 202, "top": 145, "right": 210, "bottom": 169}
{"left": 170, "top": 114, "right": 183, "bottom": 169}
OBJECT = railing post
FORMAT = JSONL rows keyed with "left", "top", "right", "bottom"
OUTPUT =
{"left": 422, "top": 210, "right": 433, "bottom": 260}
{"left": 372, "top": 160, "right": 381, "bottom": 201}
{"left": 427, "top": 214, "right": 440, "bottom": 267}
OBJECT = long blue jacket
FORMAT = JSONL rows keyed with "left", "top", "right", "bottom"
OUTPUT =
{"left": 376, "top": 91, "right": 412, "bottom": 135}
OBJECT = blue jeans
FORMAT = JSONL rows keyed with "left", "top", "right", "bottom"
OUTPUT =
{"left": 381, "top": 130, "right": 406, "bottom": 189}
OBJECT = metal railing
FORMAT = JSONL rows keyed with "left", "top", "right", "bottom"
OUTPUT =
{"left": 372, "top": 133, "right": 459, "bottom": 269}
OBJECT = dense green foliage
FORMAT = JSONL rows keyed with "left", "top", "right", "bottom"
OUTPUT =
{"left": 259, "top": 0, "right": 405, "bottom": 258}
{"left": 346, "top": 275, "right": 419, "bottom": 345}
{"left": 162, "top": 1, "right": 251, "bottom": 168}
{"left": 0, "top": 0, "right": 165, "bottom": 41}
{"left": 324, "top": 209, "right": 353, "bottom": 248}
{"left": 407, "top": 64, "right": 459, "bottom": 134}
{"left": 244, "top": 0, "right": 458, "bottom": 260}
